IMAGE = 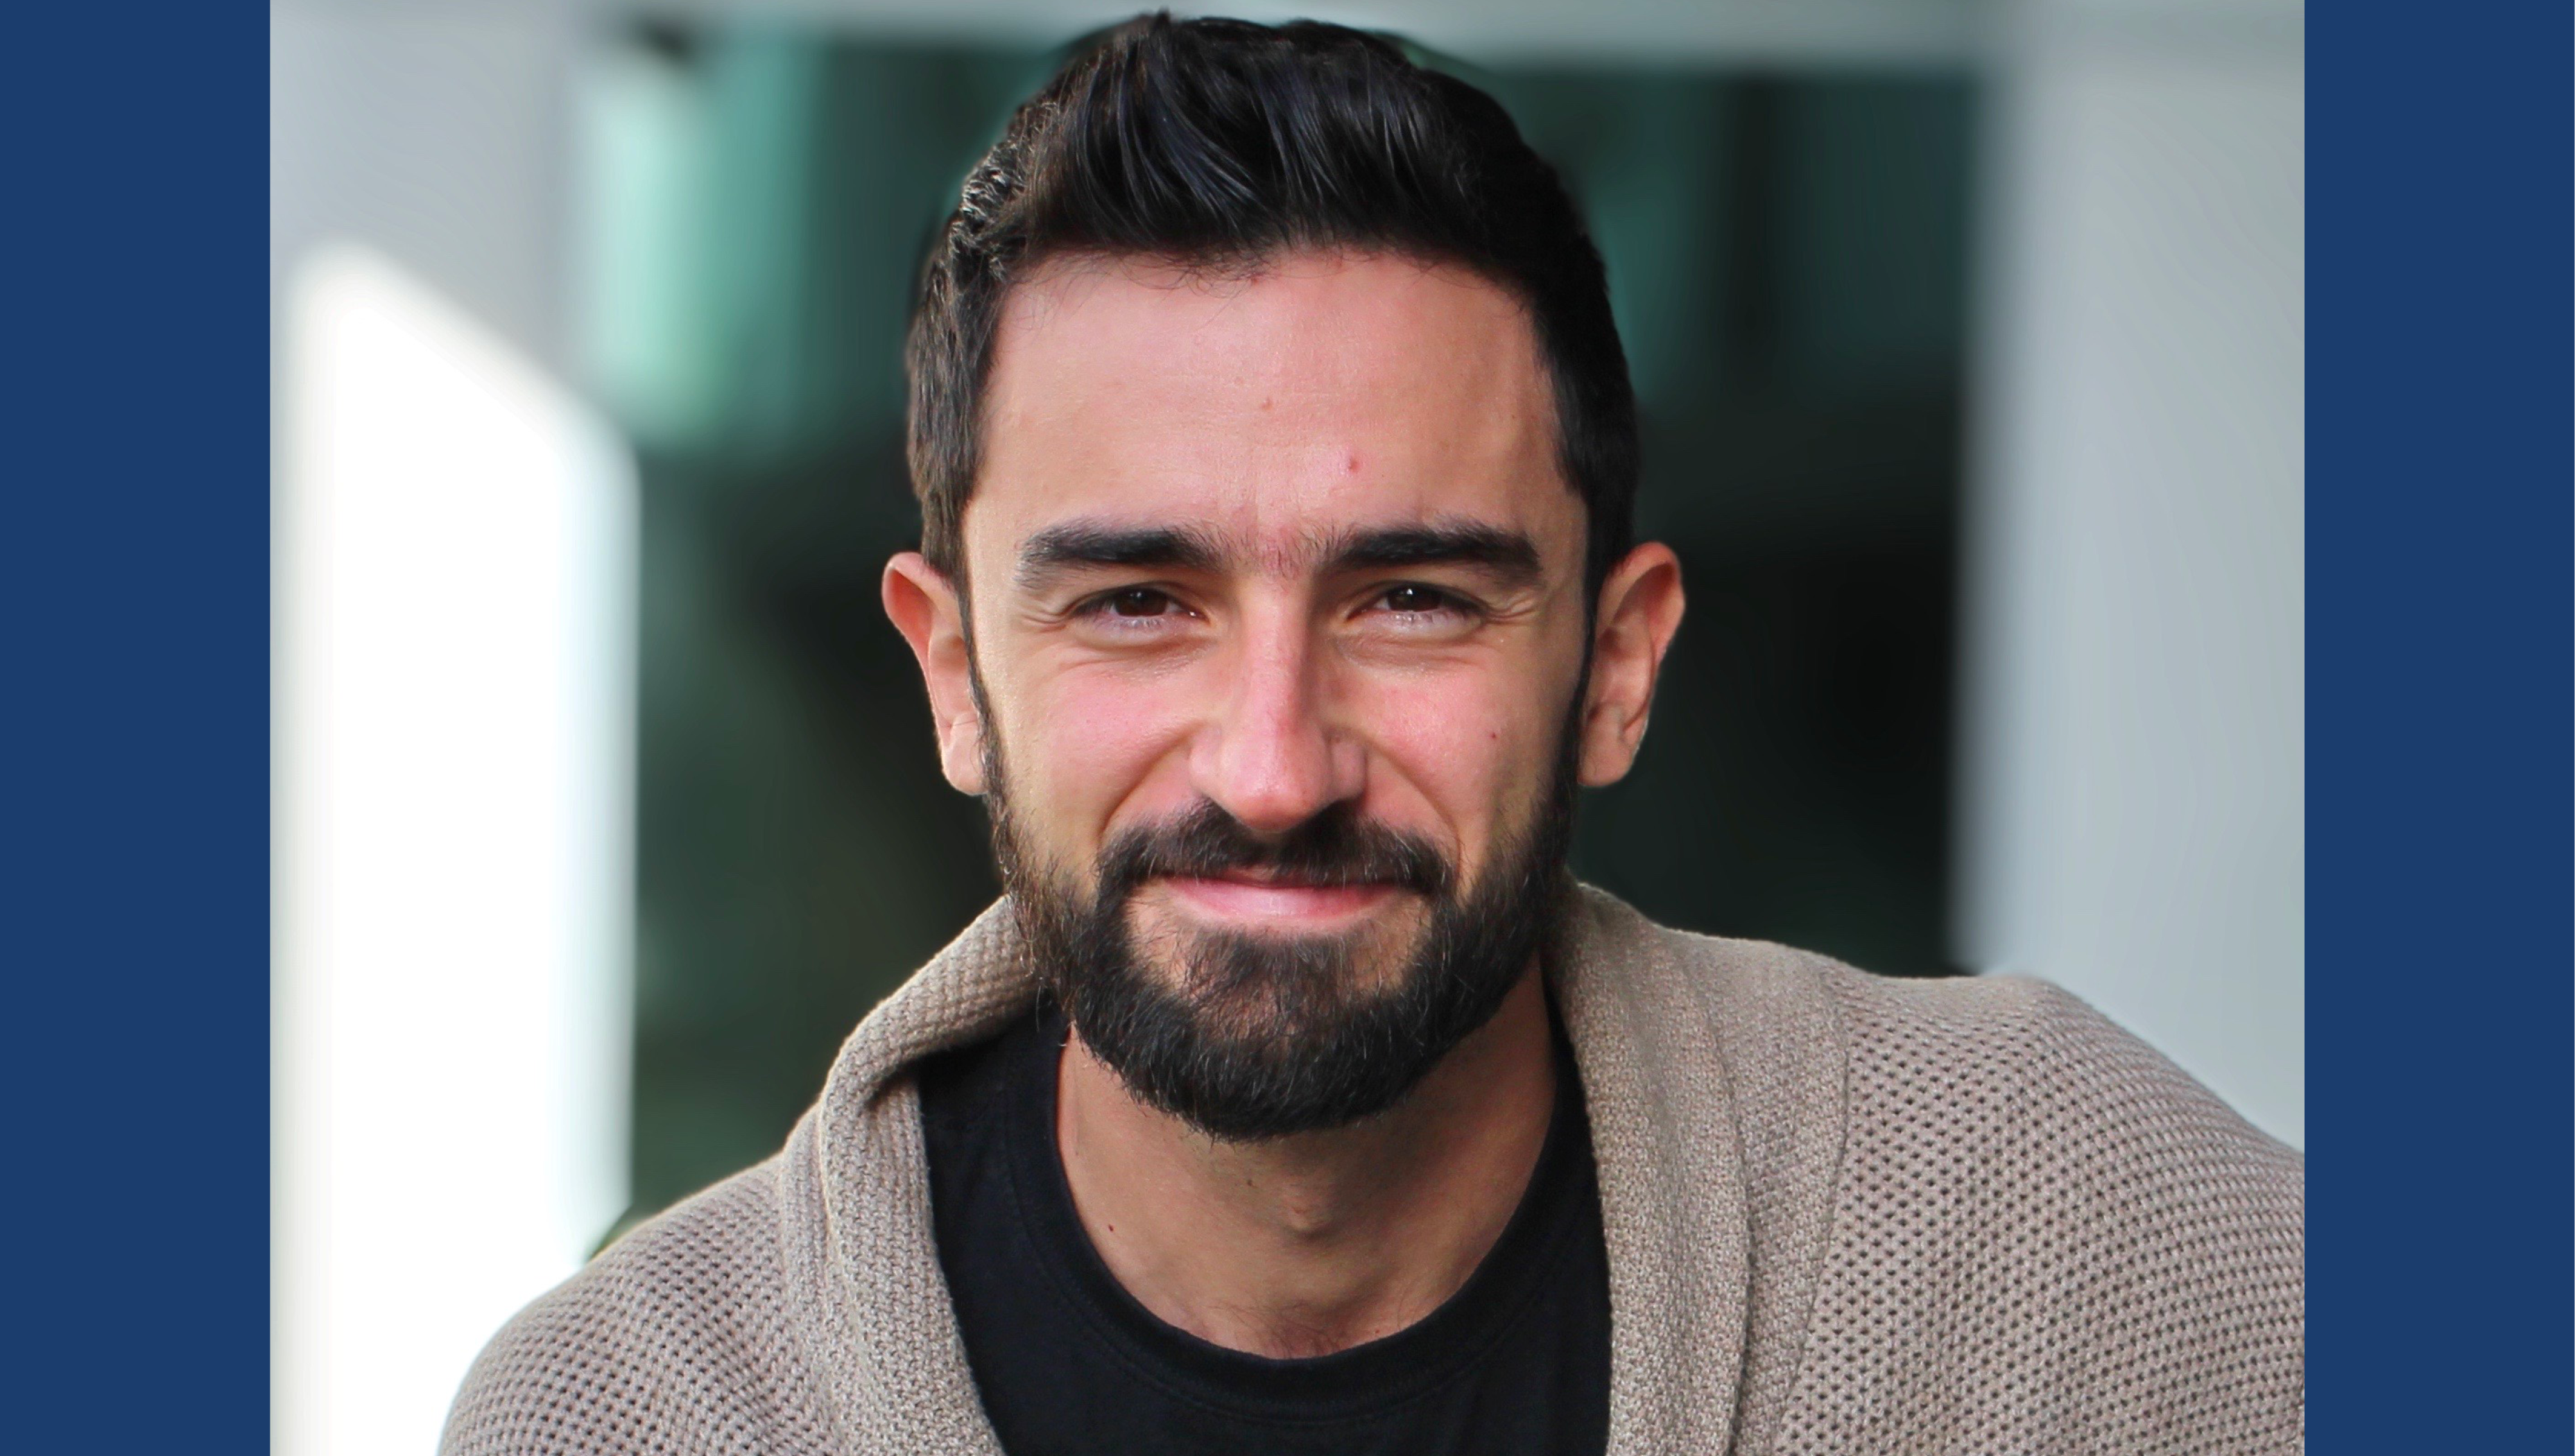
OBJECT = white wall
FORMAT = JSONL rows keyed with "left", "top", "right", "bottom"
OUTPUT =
{"left": 271, "top": 3, "right": 580, "bottom": 372}
{"left": 272, "top": 7, "right": 637, "bottom": 1455}
{"left": 1959, "top": 1, "right": 2305, "bottom": 1146}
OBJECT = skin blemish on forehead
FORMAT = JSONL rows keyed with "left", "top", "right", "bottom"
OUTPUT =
{"left": 1345, "top": 450, "right": 1362, "bottom": 475}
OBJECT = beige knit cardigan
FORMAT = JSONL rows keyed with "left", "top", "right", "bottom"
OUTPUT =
{"left": 445, "top": 887, "right": 2305, "bottom": 1455}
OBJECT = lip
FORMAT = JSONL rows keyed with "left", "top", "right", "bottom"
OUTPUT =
{"left": 1155, "top": 874, "right": 1401, "bottom": 928}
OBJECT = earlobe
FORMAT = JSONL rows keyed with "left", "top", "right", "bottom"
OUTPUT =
{"left": 1576, "top": 542, "right": 1687, "bottom": 788}
{"left": 882, "top": 552, "right": 990, "bottom": 796}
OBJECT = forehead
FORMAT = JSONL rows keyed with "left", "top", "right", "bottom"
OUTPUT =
{"left": 968, "top": 250, "right": 1578, "bottom": 575}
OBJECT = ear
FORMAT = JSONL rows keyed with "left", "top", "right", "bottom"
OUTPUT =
{"left": 1576, "top": 541, "right": 1687, "bottom": 788}
{"left": 882, "top": 552, "right": 989, "bottom": 795}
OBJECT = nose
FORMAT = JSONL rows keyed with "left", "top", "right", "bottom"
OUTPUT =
{"left": 1187, "top": 600, "right": 1363, "bottom": 835}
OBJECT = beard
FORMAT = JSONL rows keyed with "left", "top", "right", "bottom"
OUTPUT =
{"left": 985, "top": 713, "right": 1581, "bottom": 1143}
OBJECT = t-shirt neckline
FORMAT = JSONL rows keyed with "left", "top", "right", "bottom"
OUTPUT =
{"left": 996, "top": 999, "right": 1596, "bottom": 1426}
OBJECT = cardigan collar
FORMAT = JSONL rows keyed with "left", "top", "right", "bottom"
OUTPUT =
{"left": 778, "top": 885, "right": 1836, "bottom": 1455}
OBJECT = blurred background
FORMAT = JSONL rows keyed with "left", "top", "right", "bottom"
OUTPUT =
{"left": 272, "top": 1, "right": 2301, "bottom": 1451}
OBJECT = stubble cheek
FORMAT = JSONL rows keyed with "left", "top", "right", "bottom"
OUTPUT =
{"left": 1004, "top": 661, "right": 1202, "bottom": 872}
{"left": 1354, "top": 664, "right": 1559, "bottom": 890}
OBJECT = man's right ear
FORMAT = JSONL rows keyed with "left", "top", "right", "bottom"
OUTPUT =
{"left": 882, "top": 552, "right": 989, "bottom": 795}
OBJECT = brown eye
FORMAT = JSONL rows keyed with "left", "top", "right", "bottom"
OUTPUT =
{"left": 1108, "top": 588, "right": 1172, "bottom": 617}
{"left": 1381, "top": 584, "right": 1447, "bottom": 613}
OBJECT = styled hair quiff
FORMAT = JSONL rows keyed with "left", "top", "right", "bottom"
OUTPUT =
{"left": 904, "top": 12, "right": 1639, "bottom": 589}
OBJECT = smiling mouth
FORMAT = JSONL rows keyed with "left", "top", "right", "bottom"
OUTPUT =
{"left": 1154, "top": 872, "right": 1404, "bottom": 926}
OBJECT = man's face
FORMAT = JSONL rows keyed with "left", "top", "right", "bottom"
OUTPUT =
{"left": 888, "top": 250, "right": 1669, "bottom": 1137}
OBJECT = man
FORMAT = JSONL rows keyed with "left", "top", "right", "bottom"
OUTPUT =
{"left": 446, "top": 16, "right": 2302, "bottom": 1455}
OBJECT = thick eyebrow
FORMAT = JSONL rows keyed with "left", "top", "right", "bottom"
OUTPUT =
{"left": 1009, "top": 517, "right": 1547, "bottom": 593}
{"left": 1014, "top": 521, "right": 1225, "bottom": 591}
{"left": 1323, "top": 523, "right": 1544, "bottom": 589}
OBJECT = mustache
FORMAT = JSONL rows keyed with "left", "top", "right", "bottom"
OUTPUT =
{"left": 1097, "top": 800, "right": 1455, "bottom": 901}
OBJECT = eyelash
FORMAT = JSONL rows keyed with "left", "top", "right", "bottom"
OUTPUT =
{"left": 1071, "top": 587, "right": 1196, "bottom": 625}
{"left": 1365, "top": 584, "right": 1473, "bottom": 621}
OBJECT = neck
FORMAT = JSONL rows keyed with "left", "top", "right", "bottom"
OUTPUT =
{"left": 1054, "top": 964, "right": 1557, "bottom": 1359}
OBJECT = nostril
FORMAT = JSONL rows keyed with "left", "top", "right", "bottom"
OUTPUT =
{"left": 1190, "top": 675, "right": 1361, "bottom": 836}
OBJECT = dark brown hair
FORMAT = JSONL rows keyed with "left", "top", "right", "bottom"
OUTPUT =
{"left": 905, "top": 12, "right": 1637, "bottom": 589}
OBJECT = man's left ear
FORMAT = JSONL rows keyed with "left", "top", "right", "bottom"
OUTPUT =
{"left": 1576, "top": 541, "right": 1686, "bottom": 787}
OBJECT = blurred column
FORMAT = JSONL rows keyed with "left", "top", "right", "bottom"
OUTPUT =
{"left": 1958, "top": 0, "right": 2304, "bottom": 1145}
{"left": 273, "top": 8, "right": 635, "bottom": 1455}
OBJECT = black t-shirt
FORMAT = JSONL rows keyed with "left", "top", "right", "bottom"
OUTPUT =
{"left": 915, "top": 1002, "right": 1612, "bottom": 1456}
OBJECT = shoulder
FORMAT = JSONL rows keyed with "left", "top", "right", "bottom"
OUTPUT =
{"left": 1820, "top": 963, "right": 2305, "bottom": 1204}
{"left": 1577, "top": 894, "right": 2302, "bottom": 1212}
{"left": 1627, "top": 915, "right": 2302, "bottom": 1247}
{"left": 440, "top": 1158, "right": 840, "bottom": 1456}
{"left": 1807, "top": 964, "right": 2303, "bottom": 1449}
{"left": 1630, "top": 901, "right": 2300, "bottom": 1186}
{"left": 1592, "top": 903, "right": 2303, "bottom": 1448}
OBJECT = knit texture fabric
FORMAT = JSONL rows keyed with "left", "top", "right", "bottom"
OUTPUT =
{"left": 443, "top": 887, "right": 2304, "bottom": 1455}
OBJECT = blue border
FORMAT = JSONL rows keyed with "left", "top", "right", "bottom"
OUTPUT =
{"left": 6, "top": 5, "right": 268, "bottom": 1450}
{"left": 2310, "top": 3, "right": 2571, "bottom": 1447}
{"left": 3, "top": 4, "right": 2563, "bottom": 1449}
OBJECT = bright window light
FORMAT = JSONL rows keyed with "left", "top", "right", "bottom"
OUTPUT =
{"left": 276, "top": 242, "right": 637, "bottom": 1456}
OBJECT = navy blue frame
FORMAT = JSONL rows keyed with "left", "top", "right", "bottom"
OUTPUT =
{"left": 4, "top": 3, "right": 2567, "bottom": 1448}
{"left": 9, "top": 5, "right": 270, "bottom": 1451}
{"left": 2310, "top": 2, "right": 2571, "bottom": 1448}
